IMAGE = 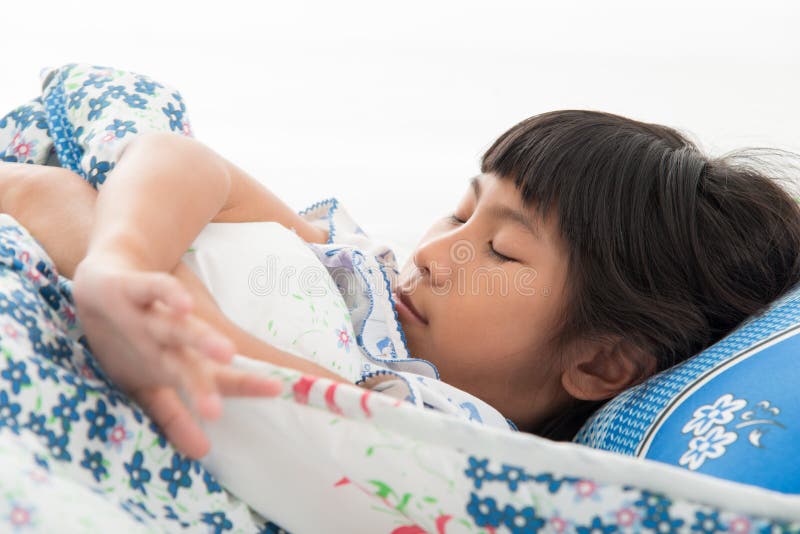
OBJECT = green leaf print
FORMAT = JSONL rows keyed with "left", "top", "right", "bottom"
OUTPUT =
{"left": 291, "top": 329, "right": 323, "bottom": 346}
{"left": 368, "top": 480, "right": 396, "bottom": 499}
{"left": 267, "top": 319, "right": 278, "bottom": 337}
{"left": 395, "top": 493, "right": 412, "bottom": 512}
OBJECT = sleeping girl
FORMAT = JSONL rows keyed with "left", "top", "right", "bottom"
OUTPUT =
{"left": 2, "top": 64, "right": 800, "bottom": 464}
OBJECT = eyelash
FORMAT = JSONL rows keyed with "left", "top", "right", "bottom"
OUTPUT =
{"left": 446, "top": 214, "right": 516, "bottom": 263}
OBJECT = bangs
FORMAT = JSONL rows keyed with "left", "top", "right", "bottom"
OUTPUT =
{"left": 480, "top": 110, "right": 697, "bottom": 249}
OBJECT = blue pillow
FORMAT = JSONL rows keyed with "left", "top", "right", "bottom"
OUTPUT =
{"left": 574, "top": 284, "right": 800, "bottom": 493}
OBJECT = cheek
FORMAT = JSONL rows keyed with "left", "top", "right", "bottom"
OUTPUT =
{"left": 468, "top": 285, "right": 559, "bottom": 340}
{"left": 431, "top": 292, "right": 536, "bottom": 347}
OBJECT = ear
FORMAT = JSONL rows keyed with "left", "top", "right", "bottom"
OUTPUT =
{"left": 561, "top": 336, "right": 657, "bottom": 401}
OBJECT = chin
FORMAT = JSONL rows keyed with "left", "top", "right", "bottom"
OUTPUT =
{"left": 402, "top": 331, "right": 424, "bottom": 359}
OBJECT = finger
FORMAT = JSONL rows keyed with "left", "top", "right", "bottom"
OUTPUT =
{"left": 146, "top": 301, "right": 236, "bottom": 364}
{"left": 125, "top": 271, "right": 193, "bottom": 314}
{"left": 174, "top": 347, "right": 224, "bottom": 421}
{"left": 156, "top": 347, "right": 192, "bottom": 386}
{"left": 134, "top": 387, "right": 211, "bottom": 459}
{"left": 212, "top": 365, "right": 284, "bottom": 397}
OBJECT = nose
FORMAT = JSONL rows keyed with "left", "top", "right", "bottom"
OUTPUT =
{"left": 413, "top": 227, "right": 470, "bottom": 289}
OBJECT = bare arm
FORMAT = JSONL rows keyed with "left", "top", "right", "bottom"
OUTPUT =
{"left": 213, "top": 155, "right": 329, "bottom": 241}
{"left": 1, "top": 160, "right": 344, "bottom": 381}
{"left": 0, "top": 162, "right": 95, "bottom": 278}
{"left": 0, "top": 159, "right": 343, "bottom": 381}
{"left": 1, "top": 160, "right": 346, "bottom": 458}
{"left": 85, "top": 132, "right": 327, "bottom": 272}
{"left": 70, "top": 132, "right": 337, "bottom": 432}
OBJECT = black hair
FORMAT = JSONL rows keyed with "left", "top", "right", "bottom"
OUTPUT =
{"left": 481, "top": 110, "right": 800, "bottom": 440}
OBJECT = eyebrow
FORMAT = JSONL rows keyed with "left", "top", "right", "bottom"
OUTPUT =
{"left": 470, "top": 176, "right": 540, "bottom": 238}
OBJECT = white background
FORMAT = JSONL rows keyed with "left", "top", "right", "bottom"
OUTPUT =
{"left": 2, "top": 0, "right": 798, "bottom": 256}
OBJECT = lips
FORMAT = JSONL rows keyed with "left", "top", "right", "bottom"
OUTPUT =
{"left": 396, "top": 289, "right": 428, "bottom": 325}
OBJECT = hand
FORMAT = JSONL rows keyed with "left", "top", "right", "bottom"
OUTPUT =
{"left": 72, "top": 257, "right": 282, "bottom": 457}
{"left": 132, "top": 366, "right": 282, "bottom": 458}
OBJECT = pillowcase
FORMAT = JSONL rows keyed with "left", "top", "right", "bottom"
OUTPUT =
{"left": 182, "top": 221, "right": 365, "bottom": 384}
{"left": 574, "top": 284, "right": 800, "bottom": 493}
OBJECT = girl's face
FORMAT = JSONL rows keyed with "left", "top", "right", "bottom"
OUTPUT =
{"left": 395, "top": 173, "right": 573, "bottom": 429}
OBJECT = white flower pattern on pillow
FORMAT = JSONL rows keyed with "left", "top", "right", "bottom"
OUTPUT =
{"left": 679, "top": 425, "right": 738, "bottom": 470}
{"left": 678, "top": 393, "right": 787, "bottom": 471}
{"left": 681, "top": 393, "right": 746, "bottom": 436}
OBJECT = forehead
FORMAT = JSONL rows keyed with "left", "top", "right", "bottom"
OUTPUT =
{"left": 470, "top": 173, "right": 533, "bottom": 207}
{"left": 468, "top": 173, "right": 565, "bottom": 248}
{"left": 469, "top": 174, "right": 538, "bottom": 230}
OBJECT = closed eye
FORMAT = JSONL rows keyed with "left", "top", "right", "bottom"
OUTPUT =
{"left": 488, "top": 242, "right": 516, "bottom": 263}
{"left": 447, "top": 214, "right": 518, "bottom": 263}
